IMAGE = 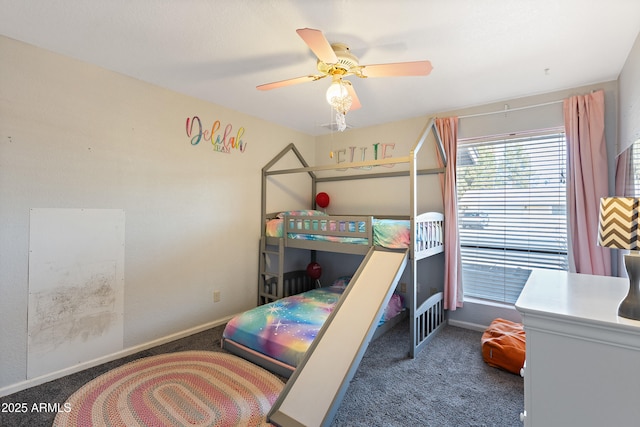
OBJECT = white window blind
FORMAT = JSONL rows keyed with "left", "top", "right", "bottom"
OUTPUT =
{"left": 456, "top": 131, "right": 568, "bottom": 304}
{"left": 627, "top": 140, "right": 640, "bottom": 196}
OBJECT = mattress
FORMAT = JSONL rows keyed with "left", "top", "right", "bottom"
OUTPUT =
{"left": 222, "top": 279, "right": 404, "bottom": 369}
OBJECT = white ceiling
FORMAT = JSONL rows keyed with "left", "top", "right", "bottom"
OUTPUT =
{"left": 2, "top": 0, "right": 639, "bottom": 136}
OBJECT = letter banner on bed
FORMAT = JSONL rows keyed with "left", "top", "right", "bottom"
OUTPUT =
{"left": 186, "top": 116, "right": 247, "bottom": 154}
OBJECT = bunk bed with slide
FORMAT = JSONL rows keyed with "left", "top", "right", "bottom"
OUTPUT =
{"left": 221, "top": 120, "right": 449, "bottom": 385}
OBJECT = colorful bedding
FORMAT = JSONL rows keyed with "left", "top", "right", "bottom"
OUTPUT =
{"left": 373, "top": 218, "right": 411, "bottom": 248}
{"left": 265, "top": 212, "right": 411, "bottom": 249}
{"left": 222, "top": 278, "right": 404, "bottom": 369}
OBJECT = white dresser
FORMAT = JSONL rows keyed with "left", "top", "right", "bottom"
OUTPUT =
{"left": 515, "top": 269, "right": 640, "bottom": 427}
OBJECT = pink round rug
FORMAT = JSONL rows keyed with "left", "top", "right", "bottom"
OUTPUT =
{"left": 53, "top": 351, "right": 284, "bottom": 427}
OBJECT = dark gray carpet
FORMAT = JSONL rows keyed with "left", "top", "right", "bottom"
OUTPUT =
{"left": 332, "top": 321, "right": 524, "bottom": 427}
{"left": 0, "top": 321, "right": 523, "bottom": 427}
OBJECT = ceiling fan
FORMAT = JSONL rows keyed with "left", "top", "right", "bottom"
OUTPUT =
{"left": 257, "top": 28, "right": 433, "bottom": 129}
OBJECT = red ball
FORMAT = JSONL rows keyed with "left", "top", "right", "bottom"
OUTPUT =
{"left": 306, "top": 262, "right": 322, "bottom": 280}
{"left": 315, "top": 192, "right": 330, "bottom": 208}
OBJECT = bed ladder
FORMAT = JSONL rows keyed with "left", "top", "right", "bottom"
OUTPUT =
{"left": 258, "top": 236, "right": 285, "bottom": 305}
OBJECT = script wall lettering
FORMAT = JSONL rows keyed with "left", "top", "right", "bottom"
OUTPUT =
{"left": 186, "top": 116, "right": 247, "bottom": 153}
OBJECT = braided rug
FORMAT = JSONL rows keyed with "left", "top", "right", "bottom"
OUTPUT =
{"left": 53, "top": 351, "right": 283, "bottom": 427}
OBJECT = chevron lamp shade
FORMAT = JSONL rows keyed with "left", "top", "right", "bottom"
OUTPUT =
{"left": 597, "top": 197, "right": 640, "bottom": 250}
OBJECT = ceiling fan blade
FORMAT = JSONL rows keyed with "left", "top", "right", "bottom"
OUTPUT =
{"left": 296, "top": 28, "right": 338, "bottom": 64}
{"left": 361, "top": 60, "right": 433, "bottom": 78}
{"left": 344, "top": 81, "right": 361, "bottom": 111}
{"left": 257, "top": 75, "right": 326, "bottom": 91}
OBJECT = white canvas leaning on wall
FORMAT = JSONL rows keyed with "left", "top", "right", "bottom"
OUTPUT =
{"left": 27, "top": 208, "right": 125, "bottom": 379}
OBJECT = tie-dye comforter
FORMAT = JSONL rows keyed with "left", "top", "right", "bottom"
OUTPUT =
{"left": 222, "top": 285, "right": 404, "bottom": 369}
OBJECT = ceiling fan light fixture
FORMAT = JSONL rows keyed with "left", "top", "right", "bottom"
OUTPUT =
{"left": 326, "top": 80, "right": 352, "bottom": 114}
{"left": 257, "top": 28, "right": 431, "bottom": 132}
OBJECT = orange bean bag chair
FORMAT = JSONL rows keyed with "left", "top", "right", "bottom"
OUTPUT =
{"left": 481, "top": 318, "right": 526, "bottom": 375}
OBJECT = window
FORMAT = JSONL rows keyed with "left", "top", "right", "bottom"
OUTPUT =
{"left": 456, "top": 131, "right": 568, "bottom": 304}
{"left": 626, "top": 140, "right": 640, "bottom": 197}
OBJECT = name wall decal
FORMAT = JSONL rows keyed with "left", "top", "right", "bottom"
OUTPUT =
{"left": 186, "top": 116, "right": 247, "bottom": 153}
{"left": 333, "top": 143, "right": 395, "bottom": 170}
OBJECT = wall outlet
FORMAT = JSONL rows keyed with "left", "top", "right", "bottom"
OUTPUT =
{"left": 213, "top": 290, "right": 221, "bottom": 303}
{"left": 399, "top": 282, "right": 407, "bottom": 293}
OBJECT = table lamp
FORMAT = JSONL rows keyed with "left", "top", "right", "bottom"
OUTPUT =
{"left": 597, "top": 197, "right": 640, "bottom": 320}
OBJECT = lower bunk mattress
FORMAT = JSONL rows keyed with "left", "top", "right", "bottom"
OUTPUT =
{"left": 221, "top": 277, "right": 403, "bottom": 374}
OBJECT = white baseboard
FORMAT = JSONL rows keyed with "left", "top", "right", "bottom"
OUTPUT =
{"left": 447, "top": 319, "right": 487, "bottom": 332}
{"left": 0, "top": 316, "right": 234, "bottom": 398}
{"left": 447, "top": 298, "right": 522, "bottom": 333}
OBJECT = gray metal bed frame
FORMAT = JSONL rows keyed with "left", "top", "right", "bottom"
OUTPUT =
{"left": 253, "top": 118, "right": 449, "bottom": 360}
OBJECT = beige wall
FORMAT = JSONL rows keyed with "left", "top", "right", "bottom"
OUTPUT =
{"left": 0, "top": 36, "right": 314, "bottom": 392}
{"left": 619, "top": 31, "right": 640, "bottom": 154}
{"left": 314, "top": 116, "right": 444, "bottom": 216}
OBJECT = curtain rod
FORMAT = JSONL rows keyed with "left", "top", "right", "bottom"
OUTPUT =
{"left": 457, "top": 99, "right": 563, "bottom": 120}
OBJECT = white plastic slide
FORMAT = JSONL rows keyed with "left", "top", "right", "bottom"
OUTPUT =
{"left": 268, "top": 247, "right": 409, "bottom": 427}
